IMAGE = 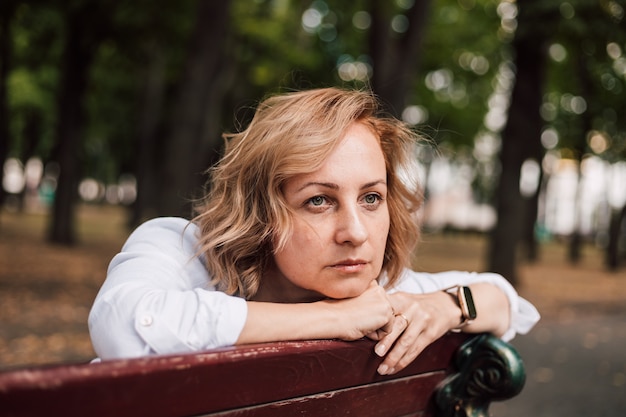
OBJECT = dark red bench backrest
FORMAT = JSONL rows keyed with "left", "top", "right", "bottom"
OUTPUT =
{"left": 0, "top": 333, "right": 524, "bottom": 417}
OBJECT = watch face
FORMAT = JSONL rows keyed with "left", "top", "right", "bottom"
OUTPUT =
{"left": 461, "top": 286, "right": 477, "bottom": 320}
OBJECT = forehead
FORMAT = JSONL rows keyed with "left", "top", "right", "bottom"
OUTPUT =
{"left": 286, "top": 123, "right": 387, "bottom": 188}
{"left": 327, "top": 122, "right": 384, "bottom": 162}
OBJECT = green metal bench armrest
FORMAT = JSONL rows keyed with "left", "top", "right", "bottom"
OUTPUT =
{"left": 436, "top": 333, "right": 526, "bottom": 417}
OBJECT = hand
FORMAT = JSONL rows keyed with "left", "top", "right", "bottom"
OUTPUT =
{"left": 239, "top": 281, "right": 394, "bottom": 346}
{"left": 324, "top": 280, "right": 394, "bottom": 341}
{"left": 368, "top": 290, "right": 460, "bottom": 375}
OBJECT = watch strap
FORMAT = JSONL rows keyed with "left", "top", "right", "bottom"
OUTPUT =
{"left": 444, "top": 285, "right": 477, "bottom": 330}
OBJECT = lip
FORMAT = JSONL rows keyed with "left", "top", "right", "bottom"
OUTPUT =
{"left": 329, "top": 259, "right": 368, "bottom": 273}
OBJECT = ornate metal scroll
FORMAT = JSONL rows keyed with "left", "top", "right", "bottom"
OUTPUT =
{"left": 435, "top": 334, "right": 526, "bottom": 417}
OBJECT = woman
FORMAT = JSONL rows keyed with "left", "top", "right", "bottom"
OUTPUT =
{"left": 89, "top": 87, "right": 539, "bottom": 375}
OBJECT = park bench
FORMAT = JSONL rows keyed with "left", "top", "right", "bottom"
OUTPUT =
{"left": 0, "top": 332, "right": 525, "bottom": 417}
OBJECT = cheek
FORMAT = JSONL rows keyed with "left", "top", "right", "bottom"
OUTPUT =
{"left": 289, "top": 218, "right": 327, "bottom": 249}
{"left": 274, "top": 222, "right": 322, "bottom": 269}
{"left": 378, "top": 207, "right": 391, "bottom": 240}
{"left": 375, "top": 210, "right": 391, "bottom": 258}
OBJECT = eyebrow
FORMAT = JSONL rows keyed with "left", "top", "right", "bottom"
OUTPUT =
{"left": 296, "top": 179, "right": 386, "bottom": 193}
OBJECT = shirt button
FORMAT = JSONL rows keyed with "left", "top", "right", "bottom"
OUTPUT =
{"left": 139, "top": 315, "right": 153, "bottom": 326}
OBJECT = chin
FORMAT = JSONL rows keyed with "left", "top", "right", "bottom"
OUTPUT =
{"left": 322, "top": 282, "right": 370, "bottom": 300}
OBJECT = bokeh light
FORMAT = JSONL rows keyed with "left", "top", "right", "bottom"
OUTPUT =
{"left": 352, "top": 11, "right": 371, "bottom": 30}
{"left": 2, "top": 158, "right": 25, "bottom": 194}
{"left": 402, "top": 105, "right": 429, "bottom": 125}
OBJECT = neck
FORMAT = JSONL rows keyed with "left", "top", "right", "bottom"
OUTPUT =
{"left": 251, "top": 261, "right": 325, "bottom": 303}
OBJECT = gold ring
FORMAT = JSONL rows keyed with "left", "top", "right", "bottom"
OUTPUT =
{"left": 395, "top": 313, "right": 409, "bottom": 325}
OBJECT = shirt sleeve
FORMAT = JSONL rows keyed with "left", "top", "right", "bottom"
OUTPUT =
{"left": 386, "top": 270, "right": 540, "bottom": 342}
{"left": 88, "top": 218, "right": 248, "bottom": 360}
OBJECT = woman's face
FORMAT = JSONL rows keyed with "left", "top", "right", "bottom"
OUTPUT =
{"left": 270, "top": 122, "right": 390, "bottom": 300}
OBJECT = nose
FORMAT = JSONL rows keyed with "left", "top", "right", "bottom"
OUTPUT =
{"left": 334, "top": 205, "right": 368, "bottom": 246}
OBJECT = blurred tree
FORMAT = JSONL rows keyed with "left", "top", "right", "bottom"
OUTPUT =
{"left": 3, "top": 0, "right": 624, "bottom": 276}
{"left": 49, "top": 0, "right": 116, "bottom": 244}
{"left": 0, "top": 1, "right": 18, "bottom": 208}
{"left": 229, "top": 0, "right": 323, "bottom": 96}
{"left": 488, "top": 0, "right": 555, "bottom": 284}
{"left": 607, "top": 204, "right": 626, "bottom": 270}
{"left": 367, "top": 0, "right": 431, "bottom": 116}
{"left": 411, "top": 0, "right": 505, "bottom": 146}
{"left": 114, "top": 0, "right": 196, "bottom": 226}
{"left": 129, "top": 40, "right": 166, "bottom": 226}
{"left": 539, "top": 0, "right": 626, "bottom": 268}
{"left": 4, "top": 1, "right": 62, "bottom": 167}
{"left": 567, "top": 47, "right": 595, "bottom": 264}
{"left": 157, "top": 1, "right": 233, "bottom": 218}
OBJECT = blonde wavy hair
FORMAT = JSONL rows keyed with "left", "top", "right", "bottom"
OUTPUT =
{"left": 193, "top": 87, "right": 423, "bottom": 299}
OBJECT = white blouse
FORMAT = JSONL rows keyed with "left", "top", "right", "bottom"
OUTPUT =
{"left": 88, "top": 217, "right": 540, "bottom": 360}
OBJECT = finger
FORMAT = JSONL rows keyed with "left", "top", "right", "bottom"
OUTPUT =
{"left": 367, "top": 324, "right": 391, "bottom": 344}
{"left": 380, "top": 323, "right": 446, "bottom": 375}
{"left": 374, "top": 315, "right": 408, "bottom": 357}
{"left": 377, "top": 323, "right": 426, "bottom": 375}
{"left": 365, "top": 330, "right": 382, "bottom": 341}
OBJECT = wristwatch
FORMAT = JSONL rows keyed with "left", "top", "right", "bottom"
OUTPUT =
{"left": 444, "top": 285, "right": 477, "bottom": 330}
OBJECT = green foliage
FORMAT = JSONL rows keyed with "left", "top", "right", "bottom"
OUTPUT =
{"left": 541, "top": 0, "right": 626, "bottom": 161}
{"left": 7, "top": 2, "right": 63, "bottom": 159}
{"left": 415, "top": 0, "right": 504, "bottom": 146}
{"left": 3, "top": 0, "right": 626, "bottom": 189}
{"left": 233, "top": 1, "right": 318, "bottom": 75}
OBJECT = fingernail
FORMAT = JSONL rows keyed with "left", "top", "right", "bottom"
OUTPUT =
{"left": 377, "top": 364, "right": 388, "bottom": 375}
{"left": 375, "top": 343, "right": 386, "bottom": 357}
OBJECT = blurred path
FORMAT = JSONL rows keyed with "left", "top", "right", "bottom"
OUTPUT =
{"left": 1, "top": 207, "right": 626, "bottom": 417}
{"left": 493, "top": 314, "right": 626, "bottom": 416}
{"left": 414, "top": 231, "right": 626, "bottom": 416}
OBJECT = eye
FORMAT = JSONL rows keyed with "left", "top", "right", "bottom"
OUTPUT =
{"left": 363, "top": 193, "right": 381, "bottom": 204}
{"left": 302, "top": 195, "right": 333, "bottom": 212}
{"left": 308, "top": 195, "right": 327, "bottom": 206}
{"left": 361, "top": 193, "right": 384, "bottom": 211}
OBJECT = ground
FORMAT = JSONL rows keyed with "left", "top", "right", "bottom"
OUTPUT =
{"left": 1, "top": 204, "right": 625, "bottom": 371}
{"left": 0, "top": 205, "right": 126, "bottom": 368}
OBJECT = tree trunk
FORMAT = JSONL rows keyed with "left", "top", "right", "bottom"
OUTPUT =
{"left": 16, "top": 108, "right": 43, "bottom": 212}
{"left": 158, "top": 0, "right": 232, "bottom": 218}
{"left": 49, "top": 4, "right": 108, "bottom": 244}
{"left": 0, "top": 1, "right": 18, "bottom": 210}
{"left": 49, "top": 17, "right": 87, "bottom": 244}
{"left": 488, "top": 3, "right": 550, "bottom": 284}
{"left": 567, "top": 158, "right": 585, "bottom": 264}
{"left": 129, "top": 43, "right": 166, "bottom": 228}
{"left": 568, "top": 48, "right": 595, "bottom": 263}
{"left": 368, "top": 0, "right": 431, "bottom": 116}
{"left": 606, "top": 204, "right": 626, "bottom": 271}
{"left": 521, "top": 168, "right": 542, "bottom": 262}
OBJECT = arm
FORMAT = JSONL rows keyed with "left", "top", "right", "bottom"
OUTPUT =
{"left": 386, "top": 270, "right": 540, "bottom": 340}
{"left": 371, "top": 271, "right": 539, "bottom": 375}
{"left": 237, "top": 281, "right": 394, "bottom": 344}
{"left": 89, "top": 218, "right": 395, "bottom": 360}
{"left": 88, "top": 218, "right": 250, "bottom": 359}
{"left": 450, "top": 282, "right": 510, "bottom": 337}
